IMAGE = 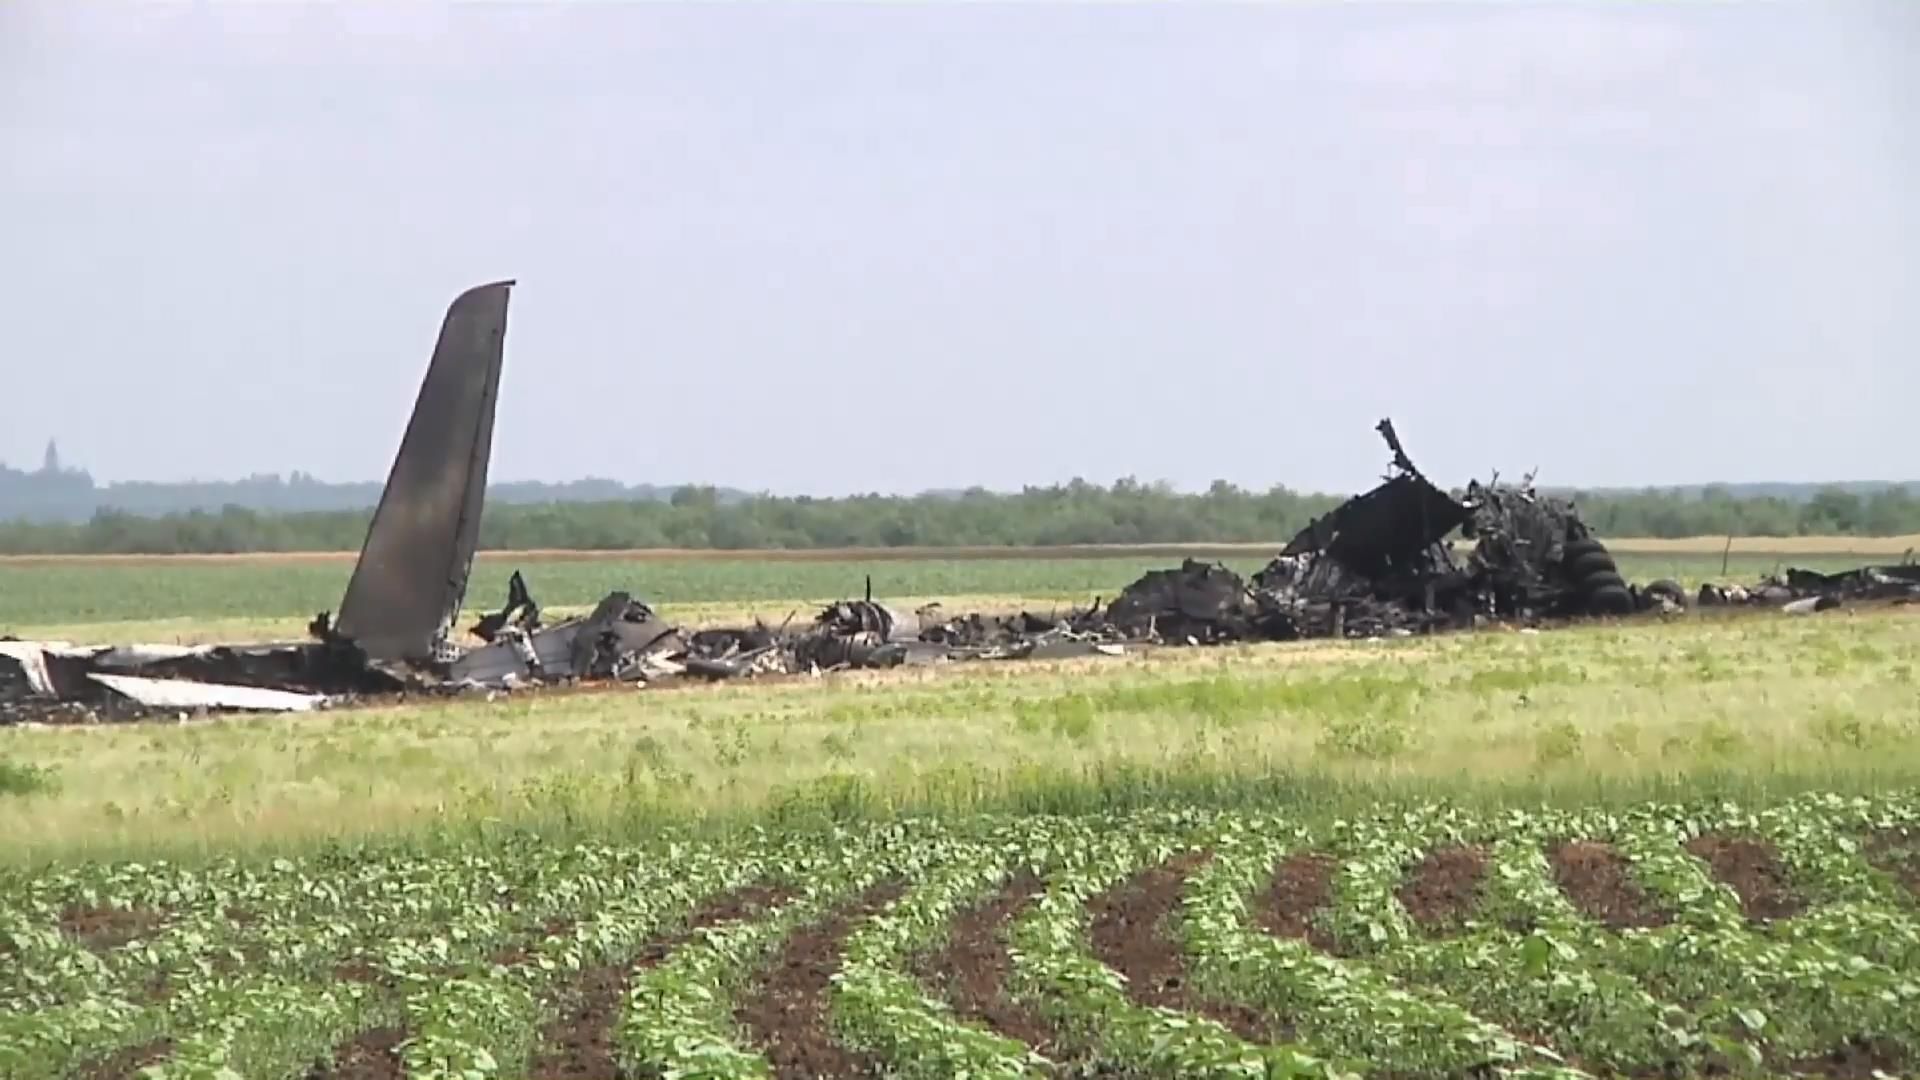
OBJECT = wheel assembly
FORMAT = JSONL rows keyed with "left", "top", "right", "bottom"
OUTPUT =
{"left": 1561, "top": 536, "right": 1633, "bottom": 615}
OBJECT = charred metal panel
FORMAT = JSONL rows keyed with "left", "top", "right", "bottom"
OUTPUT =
{"left": 1281, "top": 472, "right": 1468, "bottom": 578}
{"left": 1280, "top": 420, "right": 1470, "bottom": 580}
{"left": 565, "top": 592, "right": 680, "bottom": 679}
{"left": 471, "top": 570, "right": 540, "bottom": 642}
{"left": 446, "top": 623, "right": 583, "bottom": 685}
{"left": 444, "top": 589, "right": 684, "bottom": 686}
{"left": 1103, "top": 559, "right": 1261, "bottom": 644}
{"left": 336, "top": 280, "right": 515, "bottom": 662}
{"left": 101, "top": 642, "right": 405, "bottom": 696}
{"left": 1785, "top": 564, "right": 1920, "bottom": 599}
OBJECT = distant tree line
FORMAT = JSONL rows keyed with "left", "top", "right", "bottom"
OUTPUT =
{"left": 1, "top": 479, "right": 1917, "bottom": 555}
{"left": 0, "top": 444, "right": 721, "bottom": 524}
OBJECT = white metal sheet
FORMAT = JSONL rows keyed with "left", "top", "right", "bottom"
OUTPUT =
{"left": 0, "top": 642, "right": 57, "bottom": 696}
{"left": 87, "top": 673, "right": 325, "bottom": 713}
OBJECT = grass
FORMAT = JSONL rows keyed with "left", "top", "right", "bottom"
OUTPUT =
{"left": 2, "top": 541, "right": 1913, "bottom": 865}
{"left": 0, "top": 556, "right": 1189, "bottom": 631}
{"left": 0, "top": 758, "right": 59, "bottom": 798}
{"left": 2, "top": 602, "right": 1915, "bottom": 864}
{"left": 0, "top": 548, "right": 1894, "bottom": 640}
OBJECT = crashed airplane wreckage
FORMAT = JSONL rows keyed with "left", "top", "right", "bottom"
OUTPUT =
{"left": 413, "top": 419, "right": 1917, "bottom": 691}
{"left": 3, "top": 279, "right": 524, "bottom": 723}
{"left": 5, "top": 287, "right": 1916, "bottom": 724}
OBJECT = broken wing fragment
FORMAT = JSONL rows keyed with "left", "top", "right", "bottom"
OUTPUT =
{"left": 87, "top": 673, "right": 325, "bottom": 713}
{"left": 335, "top": 280, "right": 515, "bottom": 663}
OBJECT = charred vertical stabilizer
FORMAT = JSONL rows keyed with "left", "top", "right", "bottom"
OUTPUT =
{"left": 334, "top": 280, "right": 515, "bottom": 662}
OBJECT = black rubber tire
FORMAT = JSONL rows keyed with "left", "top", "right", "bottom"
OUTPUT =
{"left": 1562, "top": 538, "right": 1606, "bottom": 561}
{"left": 1558, "top": 534, "right": 1635, "bottom": 616}
{"left": 1567, "top": 550, "right": 1618, "bottom": 581}
{"left": 1646, "top": 579, "right": 1686, "bottom": 605}
{"left": 1583, "top": 570, "right": 1628, "bottom": 593}
{"left": 1588, "top": 584, "right": 1634, "bottom": 615}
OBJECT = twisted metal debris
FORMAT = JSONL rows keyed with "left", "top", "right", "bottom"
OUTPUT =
{"left": 4, "top": 281, "right": 1914, "bottom": 725}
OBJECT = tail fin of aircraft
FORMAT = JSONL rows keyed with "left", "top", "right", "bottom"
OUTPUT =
{"left": 334, "top": 280, "right": 515, "bottom": 662}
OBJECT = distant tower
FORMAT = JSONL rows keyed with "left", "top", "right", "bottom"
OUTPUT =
{"left": 41, "top": 439, "right": 60, "bottom": 474}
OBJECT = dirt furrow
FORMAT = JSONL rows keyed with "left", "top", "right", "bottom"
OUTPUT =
{"left": 1684, "top": 832, "right": 1807, "bottom": 922}
{"left": 911, "top": 869, "right": 1059, "bottom": 1056}
{"left": 1395, "top": 844, "right": 1490, "bottom": 935}
{"left": 734, "top": 879, "right": 908, "bottom": 1080}
{"left": 58, "top": 906, "right": 166, "bottom": 952}
{"left": 524, "top": 882, "right": 797, "bottom": 1080}
{"left": 1786, "top": 1036, "right": 1911, "bottom": 1079}
{"left": 305, "top": 1025, "right": 405, "bottom": 1079}
{"left": 1548, "top": 840, "right": 1670, "bottom": 931}
{"left": 1254, "top": 850, "right": 1341, "bottom": 951}
{"left": 1087, "top": 850, "right": 1282, "bottom": 1043}
{"left": 75, "top": 1036, "right": 176, "bottom": 1080}
{"left": 1862, "top": 828, "right": 1920, "bottom": 900}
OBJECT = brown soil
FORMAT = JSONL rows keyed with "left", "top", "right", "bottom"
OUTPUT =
{"left": 910, "top": 869, "right": 1059, "bottom": 1055}
{"left": 489, "top": 915, "right": 579, "bottom": 969}
{"left": 1548, "top": 840, "right": 1671, "bottom": 931}
{"left": 59, "top": 905, "right": 165, "bottom": 951}
{"left": 332, "top": 959, "right": 388, "bottom": 987}
{"left": 1252, "top": 850, "right": 1340, "bottom": 951}
{"left": 1395, "top": 845, "right": 1490, "bottom": 933}
{"left": 1684, "top": 833, "right": 1807, "bottom": 922}
{"left": 52, "top": 905, "right": 195, "bottom": 1003}
{"left": 1786, "top": 1036, "right": 1910, "bottom": 1079}
{"left": 76, "top": 1036, "right": 175, "bottom": 1080}
{"left": 1086, "top": 850, "right": 1281, "bottom": 1043}
{"left": 734, "top": 879, "right": 908, "bottom": 1080}
{"left": 305, "top": 1025, "right": 406, "bottom": 1079}
{"left": 524, "top": 882, "right": 797, "bottom": 1080}
{"left": 1862, "top": 828, "right": 1920, "bottom": 899}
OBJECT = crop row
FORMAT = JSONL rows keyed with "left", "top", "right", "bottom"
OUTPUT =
{"left": 1, "top": 792, "right": 1916, "bottom": 1077}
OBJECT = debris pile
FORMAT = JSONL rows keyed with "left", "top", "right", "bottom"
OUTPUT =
{"left": 5, "top": 276, "right": 1912, "bottom": 726}
{"left": 445, "top": 588, "right": 685, "bottom": 687}
{"left": 1697, "top": 562, "right": 1920, "bottom": 613}
{"left": 0, "top": 636, "right": 401, "bottom": 725}
{"left": 1098, "top": 559, "right": 1280, "bottom": 643}
{"left": 1086, "top": 420, "right": 1649, "bottom": 647}
{"left": 671, "top": 585, "right": 1125, "bottom": 678}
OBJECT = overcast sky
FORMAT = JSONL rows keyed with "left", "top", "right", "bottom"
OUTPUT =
{"left": 3, "top": 1, "right": 1914, "bottom": 497}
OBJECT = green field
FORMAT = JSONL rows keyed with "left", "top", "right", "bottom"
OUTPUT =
{"left": 1, "top": 554, "right": 1150, "bottom": 628}
{"left": 4, "top": 600, "right": 1917, "bottom": 860}
{"left": 3, "top": 549, "right": 1918, "bottom": 1076}
{"left": 0, "top": 549, "right": 1880, "bottom": 639}
{"left": 3, "top": 789, "right": 1917, "bottom": 1076}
